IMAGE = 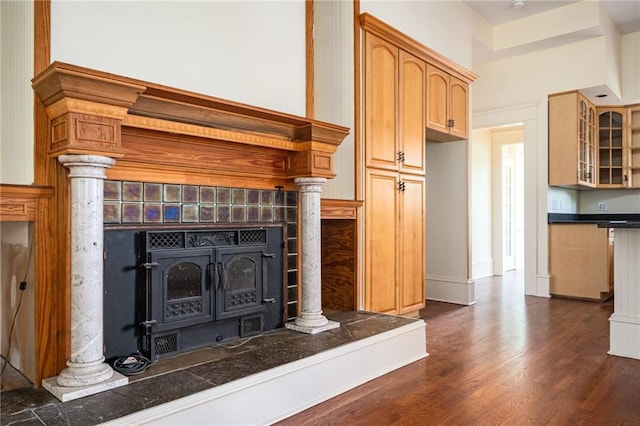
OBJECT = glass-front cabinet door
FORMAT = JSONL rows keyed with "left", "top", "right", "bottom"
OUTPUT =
{"left": 598, "top": 108, "right": 626, "bottom": 187}
{"left": 578, "top": 98, "right": 596, "bottom": 186}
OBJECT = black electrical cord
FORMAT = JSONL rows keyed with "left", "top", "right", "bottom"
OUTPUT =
{"left": 0, "top": 234, "right": 34, "bottom": 380}
{"left": 112, "top": 353, "right": 154, "bottom": 376}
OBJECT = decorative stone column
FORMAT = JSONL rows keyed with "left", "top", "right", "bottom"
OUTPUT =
{"left": 286, "top": 177, "right": 340, "bottom": 334}
{"left": 42, "top": 154, "right": 127, "bottom": 402}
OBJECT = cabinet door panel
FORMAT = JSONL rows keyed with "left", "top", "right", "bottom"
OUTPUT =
{"left": 365, "top": 33, "right": 398, "bottom": 170}
{"left": 365, "top": 169, "right": 398, "bottom": 313}
{"left": 399, "top": 50, "right": 425, "bottom": 174}
{"left": 449, "top": 76, "right": 468, "bottom": 139}
{"left": 399, "top": 174, "right": 425, "bottom": 314}
{"left": 426, "top": 65, "right": 449, "bottom": 134}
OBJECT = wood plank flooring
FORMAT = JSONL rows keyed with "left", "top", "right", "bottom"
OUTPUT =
{"left": 276, "top": 271, "right": 640, "bottom": 425}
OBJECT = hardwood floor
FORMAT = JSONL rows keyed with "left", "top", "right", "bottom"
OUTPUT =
{"left": 277, "top": 271, "right": 640, "bottom": 425}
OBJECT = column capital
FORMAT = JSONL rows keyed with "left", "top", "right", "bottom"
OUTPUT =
{"left": 58, "top": 154, "right": 116, "bottom": 179}
{"left": 294, "top": 177, "right": 327, "bottom": 192}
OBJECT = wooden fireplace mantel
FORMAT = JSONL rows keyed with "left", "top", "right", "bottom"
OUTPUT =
{"left": 32, "top": 62, "right": 350, "bottom": 187}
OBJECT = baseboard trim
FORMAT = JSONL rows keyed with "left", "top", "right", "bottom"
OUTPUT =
{"left": 426, "top": 275, "right": 476, "bottom": 305}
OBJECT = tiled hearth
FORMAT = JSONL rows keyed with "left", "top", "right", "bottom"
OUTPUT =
{"left": 1, "top": 311, "right": 426, "bottom": 425}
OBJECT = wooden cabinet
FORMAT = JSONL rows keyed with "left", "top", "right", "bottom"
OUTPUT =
{"left": 364, "top": 33, "right": 425, "bottom": 174}
{"left": 364, "top": 169, "right": 424, "bottom": 314}
{"left": 426, "top": 64, "right": 469, "bottom": 142}
{"left": 549, "top": 92, "right": 640, "bottom": 189}
{"left": 549, "top": 224, "right": 613, "bottom": 300}
{"left": 363, "top": 31, "right": 426, "bottom": 316}
{"left": 597, "top": 107, "right": 626, "bottom": 187}
{"left": 549, "top": 91, "right": 597, "bottom": 188}
{"left": 627, "top": 105, "right": 640, "bottom": 188}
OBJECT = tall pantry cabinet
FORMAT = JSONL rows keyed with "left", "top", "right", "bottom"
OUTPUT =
{"left": 360, "top": 14, "right": 477, "bottom": 316}
{"left": 364, "top": 32, "right": 426, "bottom": 315}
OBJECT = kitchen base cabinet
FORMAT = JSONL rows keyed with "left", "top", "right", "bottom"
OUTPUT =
{"left": 549, "top": 224, "right": 613, "bottom": 301}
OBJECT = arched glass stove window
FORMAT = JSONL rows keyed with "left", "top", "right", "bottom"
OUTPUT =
{"left": 227, "top": 258, "right": 256, "bottom": 290}
{"left": 167, "top": 262, "right": 202, "bottom": 299}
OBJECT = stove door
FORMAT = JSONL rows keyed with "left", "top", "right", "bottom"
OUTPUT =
{"left": 214, "top": 246, "right": 270, "bottom": 320}
{"left": 149, "top": 248, "right": 214, "bottom": 333}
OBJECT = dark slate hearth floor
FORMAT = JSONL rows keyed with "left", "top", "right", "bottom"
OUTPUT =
{"left": 1, "top": 311, "right": 420, "bottom": 425}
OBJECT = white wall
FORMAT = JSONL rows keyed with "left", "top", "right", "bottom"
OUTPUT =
{"left": 50, "top": 0, "right": 306, "bottom": 117}
{"left": 470, "top": 128, "right": 492, "bottom": 279}
{"left": 621, "top": 32, "right": 640, "bottom": 103}
{"left": 0, "top": 0, "right": 34, "bottom": 184}
{"left": 580, "top": 190, "right": 640, "bottom": 214}
{"left": 314, "top": 0, "right": 355, "bottom": 200}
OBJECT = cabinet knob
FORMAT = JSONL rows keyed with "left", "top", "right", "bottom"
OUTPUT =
{"left": 397, "top": 151, "right": 405, "bottom": 162}
{"left": 398, "top": 181, "right": 406, "bottom": 192}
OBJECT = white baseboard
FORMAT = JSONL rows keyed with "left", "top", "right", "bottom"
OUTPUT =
{"left": 101, "top": 320, "right": 427, "bottom": 425}
{"left": 426, "top": 275, "right": 476, "bottom": 305}
{"left": 471, "top": 259, "right": 493, "bottom": 280}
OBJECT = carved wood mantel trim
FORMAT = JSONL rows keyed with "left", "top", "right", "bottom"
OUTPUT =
{"left": 0, "top": 184, "right": 54, "bottom": 221}
{"left": 32, "top": 62, "right": 350, "bottom": 180}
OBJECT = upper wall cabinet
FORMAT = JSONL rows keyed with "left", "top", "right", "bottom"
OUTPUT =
{"left": 549, "top": 91, "right": 597, "bottom": 188}
{"left": 627, "top": 105, "right": 640, "bottom": 188}
{"left": 549, "top": 90, "right": 639, "bottom": 189}
{"left": 364, "top": 33, "right": 425, "bottom": 174}
{"left": 426, "top": 64, "right": 469, "bottom": 142}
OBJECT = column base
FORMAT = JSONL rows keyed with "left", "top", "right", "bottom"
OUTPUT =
{"left": 609, "top": 314, "right": 640, "bottom": 360}
{"left": 42, "top": 371, "right": 128, "bottom": 402}
{"left": 286, "top": 319, "right": 340, "bottom": 335}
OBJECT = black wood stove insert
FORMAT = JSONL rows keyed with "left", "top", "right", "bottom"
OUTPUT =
{"left": 103, "top": 225, "right": 285, "bottom": 361}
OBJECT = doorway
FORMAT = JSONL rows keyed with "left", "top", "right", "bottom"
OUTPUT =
{"left": 500, "top": 143, "right": 524, "bottom": 272}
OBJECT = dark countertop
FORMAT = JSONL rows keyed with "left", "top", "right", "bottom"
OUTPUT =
{"left": 548, "top": 213, "right": 640, "bottom": 225}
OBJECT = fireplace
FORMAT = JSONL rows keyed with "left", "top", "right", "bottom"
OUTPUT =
{"left": 104, "top": 225, "right": 285, "bottom": 361}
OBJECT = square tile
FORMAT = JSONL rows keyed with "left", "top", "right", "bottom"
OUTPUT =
{"left": 286, "top": 222, "right": 297, "bottom": 238}
{"left": 122, "top": 203, "right": 143, "bottom": 223}
{"left": 285, "top": 191, "right": 297, "bottom": 207}
{"left": 232, "top": 188, "right": 246, "bottom": 205}
{"left": 144, "top": 183, "right": 162, "bottom": 202}
{"left": 182, "top": 205, "right": 198, "bottom": 222}
{"left": 217, "top": 188, "right": 231, "bottom": 204}
{"left": 287, "top": 253, "right": 297, "bottom": 270}
{"left": 287, "top": 303, "right": 298, "bottom": 319}
{"left": 287, "top": 284, "right": 298, "bottom": 301}
{"left": 217, "top": 205, "right": 230, "bottom": 222}
{"left": 260, "top": 206, "right": 273, "bottom": 222}
{"left": 286, "top": 207, "right": 297, "bottom": 222}
{"left": 182, "top": 185, "right": 199, "bottom": 203}
{"left": 247, "top": 189, "right": 260, "bottom": 205}
{"left": 104, "top": 180, "right": 121, "bottom": 201}
{"left": 103, "top": 202, "right": 121, "bottom": 223}
{"left": 274, "top": 189, "right": 285, "bottom": 206}
{"left": 164, "top": 184, "right": 181, "bottom": 203}
{"left": 274, "top": 207, "right": 285, "bottom": 222}
{"left": 200, "top": 186, "right": 216, "bottom": 204}
{"left": 261, "top": 190, "right": 274, "bottom": 205}
{"left": 143, "top": 204, "right": 162, "bottom": 223}
{"left": 122, "top": 182, "right": 143, "bottom": 202}
{"left": 200, "top": 205, "right": 216, "bottom": 222}
{"left": 232, "top": 206, "right": 246, "bottom": 222}
{"left": 163, "top": 204, "right": 181, "bottom": 222}
{"left": 247, "top": 206, "right": 260, "bottom": 222}
{"left": 287, "top": 271, "right": 298, "bottom": 286}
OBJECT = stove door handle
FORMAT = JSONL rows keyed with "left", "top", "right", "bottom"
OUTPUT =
{"left": 218, "top": 262, "right": 228, "bottom": 290}
{"left": 209, "top": 263, "right": 219, "bottom": 290}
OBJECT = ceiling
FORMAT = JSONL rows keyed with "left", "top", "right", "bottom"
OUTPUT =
{"left": 464, "top": 0, "right": 640, "bottom": 35}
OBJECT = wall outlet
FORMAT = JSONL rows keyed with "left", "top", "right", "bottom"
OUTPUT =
{"left": 597, "top": 201, "right": 608, "bottom": 211}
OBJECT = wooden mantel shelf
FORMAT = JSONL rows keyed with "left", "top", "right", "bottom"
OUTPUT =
{"left": 0, "top": 184, "right": 54, "bottom": 221}
{"left": 31, "top": 62, "right": 350, "bottom": 183}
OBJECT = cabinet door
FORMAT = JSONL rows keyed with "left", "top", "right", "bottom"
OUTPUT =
{"left": 398, "top": 174, "right": 425, "bottom": 314}
{"left": 598, "top": 108, "right": 626, "bottom": 187}
{"left": 448, "top": 76, "right": 468, "bottom": 139}
{"left": 399, "top": 50, "right": 426, "bottom": 174}
{"left": 426, "top": 64, "right": 449, "bottom": 135}
{"left": 628, "top": 106, "right": 640, "bottom": 188}
{"left": 364, "top": 33, "right": 399, "bottom": 171}
{"left": 365, "top": 169, "right": 398, "bottom": 313}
